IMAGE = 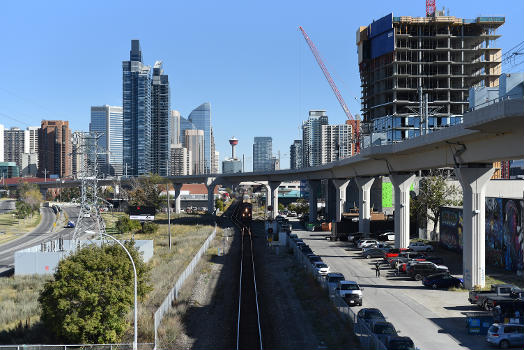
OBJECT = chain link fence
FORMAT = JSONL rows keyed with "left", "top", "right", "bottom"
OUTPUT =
{"left": 153, "top": 225, "right": 217, "bottom": 348}
{"left": 288, "top": 236, "right": 387, "bottom": 350}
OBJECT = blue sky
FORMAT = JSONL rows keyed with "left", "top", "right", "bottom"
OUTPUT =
{"left": 0, "top": 0, "right": 522, "bottom": 170}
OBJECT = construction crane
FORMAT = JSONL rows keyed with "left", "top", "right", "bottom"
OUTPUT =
{"left": 298, "top": 26, "right": 361, "bottom": 155}
{"left": 426, "top": 0, "right": 436, "bottom": 17}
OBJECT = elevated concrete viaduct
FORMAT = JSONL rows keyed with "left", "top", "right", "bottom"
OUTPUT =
{"left": 7, "top": 99, "right": 524, "bottom": 288}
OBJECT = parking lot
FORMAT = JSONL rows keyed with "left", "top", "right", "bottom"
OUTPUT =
{"left": 290, "top": 219, "right": 495, "bottom": 350}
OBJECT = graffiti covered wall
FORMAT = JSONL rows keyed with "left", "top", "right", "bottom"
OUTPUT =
{"left": 440, "top": 198, "right": 524, "bottom": 272}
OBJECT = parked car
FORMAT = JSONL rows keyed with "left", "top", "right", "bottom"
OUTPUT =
{"left": 486, "top": 323, "right": 524, "bottom": 348}
{"left": 326, "top": 272, "right": 345, "bottom": 294}
{"left": 422, "top": 273, "right": 464, "bottom": 289}
{"left": 408, "top": 241, "right": 434, "bottom": 252}
{"left": 370, "top": 320, "right": 398, "bottom": 346}
{"left": 289, "top": 233, "right": 298, "bottom": 240}
{"left": 385, "top": 248, "right": 410, "bottom": 259}
{"left": 387, "top": 336, "right": 415, "bottom": 350}
{"left": 486, "top": 288, "right": 524, "bottom": 311}
{"left": 377, "top": 231, "right": 395, "bottom": 242}
{"left": 364, "top": 242, "right": 392, "bottom": 251}
{"left": 424, "top": 256, "right": 444, "bottom": 265}
{"left": 308, "top": 255, "right": 323, "bottom": 264}
{"left": 407, "top": 262, "right": 448, "bottom": 280}
{"left": 469, "top": 284, "right": 516, "bottom": 309}
{"left": 313, "top": 262, "right": 330, "bottom": 276}
{"left": 362, "top": 248, "right": 387, "bottom": 259}
{"left": 357, "top": 308, "right": 385, "bottom": 326}
{"left": 336, "top": 281, "right": 363, "bottom": 306}
{"left": 65, "top": 220, "right": 75, "bottom": 228}
{"left": 358, "top": 239, "right": 379, "bottom": 249}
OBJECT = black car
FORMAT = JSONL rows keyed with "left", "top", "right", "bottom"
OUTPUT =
{"left": 422, "top": 273, "right": 463, "bottom": 289}
{"left": 362, "top": 248, "right": 387, "bottom": 259}
{"left": 407, "top": 262, "right": 448, "bottom": 280}
{"left": 357, "top": 308, "right": 385, "bottom": 326}
{"left": 387, "top": 336, "right": 415, "bottom": 350}
{"left": 424, "top": 256, "right": 444, "bottom": 265}
{"left": 308, "top": 255, "right": 323, "bottom": 264}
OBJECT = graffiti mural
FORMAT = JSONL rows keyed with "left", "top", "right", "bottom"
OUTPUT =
{"left": 440, "top": 207, "right": 463, "bottom": 252}
{"left": 441, "top": 198, "right": 524, "bottom": 273}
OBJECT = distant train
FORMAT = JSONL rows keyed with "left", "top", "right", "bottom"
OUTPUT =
{"left": 240, "top": 202, "right": 252, "bottom": 225}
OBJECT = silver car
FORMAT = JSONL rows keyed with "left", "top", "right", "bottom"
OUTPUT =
{"left": 486, "top": 324, "right": 524, "bottom": 348}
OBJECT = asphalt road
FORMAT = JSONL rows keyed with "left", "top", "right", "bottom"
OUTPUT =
{"left": 0, "top": 205, "right": 79, "bottom": 272}
{"left": 292, "top": 219, "right": 489, "bottom": 350}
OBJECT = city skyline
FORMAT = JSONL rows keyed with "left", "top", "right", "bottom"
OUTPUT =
{"left": 0, "top": 1, "right": 523, "bottom": 170}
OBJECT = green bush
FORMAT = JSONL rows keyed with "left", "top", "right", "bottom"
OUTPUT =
{"left": 140, "top": 222, "right": 159, "bottom": 234}
{"left": 115, "top": 216, "right": 141, "bottom": 234}
{"left": 38, "top": 242, "right": 151, "bottom": 343}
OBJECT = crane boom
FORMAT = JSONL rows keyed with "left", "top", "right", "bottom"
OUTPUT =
{"left": 299, "top": 26, "right": 360, "bottom": 154}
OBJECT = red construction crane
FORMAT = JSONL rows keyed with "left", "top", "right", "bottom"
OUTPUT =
{"left": 298, "top": 26, "right": 360, "bottom": 155}
{"left": 426, "top": 0, "right": 436, "bottom": 17}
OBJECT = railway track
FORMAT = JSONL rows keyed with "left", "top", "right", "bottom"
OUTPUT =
{"left": 232, "top": 200, "right": 263, "bottom": 350}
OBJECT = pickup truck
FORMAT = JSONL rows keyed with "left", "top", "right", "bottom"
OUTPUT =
{"left": 468, "top": 284, "right": 516, "bottom": 309}
{"left": 336, "top": 280, "right": 363, "bottom": 306}
{"left": 485, "top": 288, "right": 524, "bottom": 310}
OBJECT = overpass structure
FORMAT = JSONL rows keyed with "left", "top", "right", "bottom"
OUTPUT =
{"left": 7, "top": 99, "right": 524, "bottom": 288}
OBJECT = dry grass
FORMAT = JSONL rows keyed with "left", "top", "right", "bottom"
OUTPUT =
{"left": 0, "top": 275, "right": 51, "bottom": 331}
{"left": 0, "top": 210, "right": 41, "bottom": 245}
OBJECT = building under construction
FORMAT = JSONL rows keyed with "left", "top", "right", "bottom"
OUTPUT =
{"left": 356, "top": 11, "right": 504, "bottom": 143}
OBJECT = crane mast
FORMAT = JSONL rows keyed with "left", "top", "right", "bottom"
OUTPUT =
{"left": 298, "top": 26, "right": 360, "bottom": 154}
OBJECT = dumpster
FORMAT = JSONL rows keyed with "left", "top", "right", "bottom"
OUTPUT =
{"left": 465, "top": 312, "right": 494, "bottom": 335}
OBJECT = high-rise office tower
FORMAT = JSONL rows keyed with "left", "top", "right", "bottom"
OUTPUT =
{"left": 185, "top": 129, "right": 204, "bottom": 174}
{"left": 213, "top": 150, "right": 219, "bottom": 174}
{"left": 38, "top": 120, "right": 71, "bottom": 178}
{"left": 151, "top": 61, "right": 171, "bottom": 176}
{"left": 357, "top": 13, "right": 503, "bottom": 143}
{"left": 170, "top": 144, "right": 191, "bottom": 175}
{"left": 321, "top": 124, "right": 353, "bottom": 164}
{"left": 71, "top": 131, "right": 88, "bottom": 178}
{"left": 179, "top": 116, "right": 195, "bottom": 147}
{"left": 253, "top": 136, "right": 273, "bottom": 172}
{"left": 90, "top": 105, "right": 124, "bottom": 176}
{"left": 170, "top": 110, "right": 181, "bottom": 146}
{"left": 188, "top": 103, "right": 212, "bottom": 173}
{"left": 123, "top": 39, "right": 152, "bottom": 176}
{"left": 290, "top": 140, "right": 303, "bottom": 169}
{"left": 0, "top": 124, "right": 4, "bottom": 162}
{"left": 302, "top": 110, "right": 328, "bottom": 167}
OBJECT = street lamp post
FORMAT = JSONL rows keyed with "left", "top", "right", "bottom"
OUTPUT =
{"left": 99, "top": 232, "right": 138, "bottom": 350}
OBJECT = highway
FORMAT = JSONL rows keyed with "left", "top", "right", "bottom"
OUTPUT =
{"left": 292, "top": 219, "right": 489, "bottom": 350}
{"left": 0, "top": 205, "right": 80, "bottom": 273}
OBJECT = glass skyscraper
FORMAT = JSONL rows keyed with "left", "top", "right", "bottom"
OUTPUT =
{"left": 151, "top": 61, "right": 171, "bottom": 176}
{"left": 90, "top": 105, "right": 124, "bottom": 176}
{"left": 188, "top": 103, "right": 212, "bottom": 173}
{"left": 122, "top": 40, "right": 152, "bottom": 176}
{"left": 302, "top": 110, "right": 328, "bottom": 167}
{"left": 253, "top": 136, "right": 273, "bottom": 172}
{"left": 290, "top": 139, "right": 303, "bottom": 169}
{"left": 179, "top": 116, "right": 196, "bottom": 148}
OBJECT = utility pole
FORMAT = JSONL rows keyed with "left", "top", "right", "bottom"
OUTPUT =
{"left": 43, "top": 168, "right": 48, "bottom": 182}
{"left": 167, "top": 182, "right": 171, "bottom": 249}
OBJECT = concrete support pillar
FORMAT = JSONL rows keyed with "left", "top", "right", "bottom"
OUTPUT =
{"left": 391, "top": 173, "right": 416, "bottom": 248}
{"left": 332, "top": 179, "right": 350, "bottom": 222}
{"left": 456, "top": 165, "right": 494, "bottom": 289}
{"left": 308, "top": 180, "right": 321, "bottom": 223}
{"left": 269, "top": 181, "right": 281, "bottom": 220}
{"left": 355, "top": 177, "right": 375, "bottom": 233}
{"left": 264, "top": 184, "right": 271, "bottom": 215}
{"left": 205, "top": 178, "right": 216, "bottom": 215}
{"left": 173, "top": 183, "right": 183, "bottom": 214}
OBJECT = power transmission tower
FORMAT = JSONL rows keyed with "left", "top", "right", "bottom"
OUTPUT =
{"left": 71, "top": 132, "right": 110, "bottom": 244}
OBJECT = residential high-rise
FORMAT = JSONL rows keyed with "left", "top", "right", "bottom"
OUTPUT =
{"left": 122, "top": 39, "right": 152, "bottom": 176}
{"left": 170, "top": 144, "right": 191, "bottom": 175}
{"left": 38, "top": 120, "right": 71, "bottom": 178}
{"left": 321, "top": 124, "right": 353, "bottom": 163}
{"left": 213, "top": 150, "right": 219, "bottom": 174}
{"left": 151, "top": 61, "right": 171, "bottom": 176}
{"left": 21, "top": 152, "right": 38, "bottom": 176}
{"left": 290, "top": 140, "right": 303, "bottom": 169}
{"left": 357, "top": 13, "right": 504, "bottom": 143}
{"left": 90, "top": 105, "right": 124, "bottom": 176}
{"left": 71, "top": 131, "right": 89, "bottom": 178}
{"left": 26, "top": 126, "right": 39, "bottom": 154}
{"left": 3, "top": 127, "right": 26, "bottom": 167}
{"left": 185, "top": 129, "right": 204, "bottom": 174}
{"left": 170, "top": 110, "right": 181, "bottom": 146}
{"left": 253, "top": 136, "right": 273, "bottom": 172}
{"left": 302, "top": 111, "right": 328, "bottom": 167}
{"left": 188, "top": 103, "right": 212, "bottom": 173}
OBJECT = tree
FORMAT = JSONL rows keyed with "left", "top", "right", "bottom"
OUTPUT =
{"left": 16, "top": 181, "right": 42, "bottom": 212}
{"left": 38, "top": 241, "right": 151, "bottom": 343}
{"left": 60, "top": 187, "right": 81, "bottom": 202}
{"left": 215, "top": 198, "right": 224, "bottom": 212}
{"left": 15, "top": 201, "right": 32, "bottom": 219}
{"left": 125, "top": 175, "right": 163, "bottom": 211}
{"left": 140, "top": 222, "right": 158, "bottom": 234}
{"left": 278, "top": 203, "right": 285, "bottom": 212}
{"left": 411, "top": 173, "right": 462, "bottom": 238}
{"left": 115, "top": 216, "right": 141, "bottom": 234}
